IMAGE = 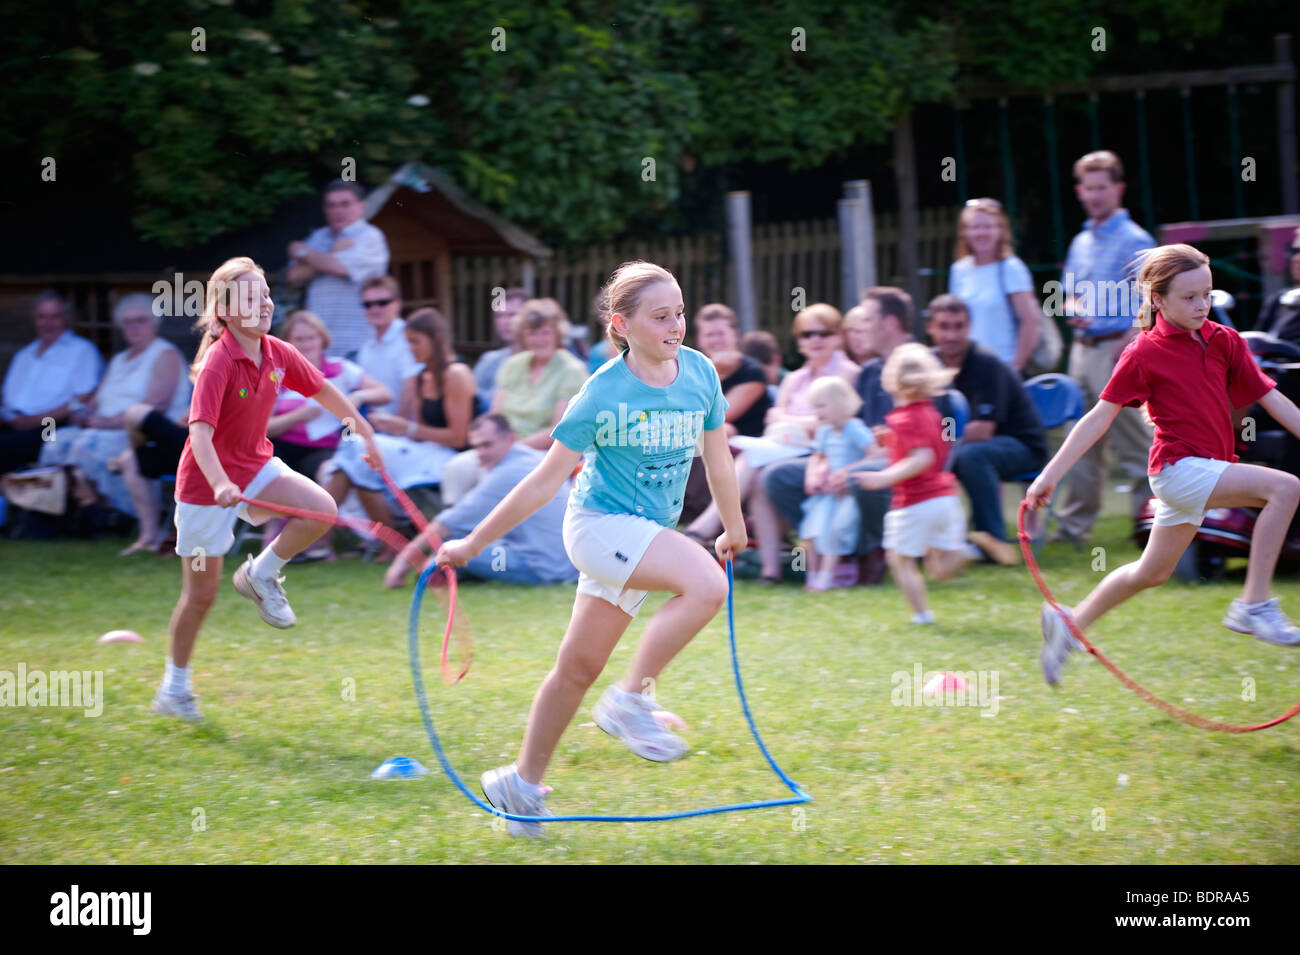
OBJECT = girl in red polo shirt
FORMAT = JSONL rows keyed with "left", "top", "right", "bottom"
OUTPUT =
{"left": 857, "top": 344, "right": 1010, "bottom": 622}
{"left": 1028, "top": 243, "right": 1300, "bottom": 686}
{"left": 154, "top": 256, "right": 383, "bottom": 721}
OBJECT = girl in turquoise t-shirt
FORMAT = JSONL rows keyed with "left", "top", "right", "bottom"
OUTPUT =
{"left": 436, "top": 261, "right": 747, "bottom": 837}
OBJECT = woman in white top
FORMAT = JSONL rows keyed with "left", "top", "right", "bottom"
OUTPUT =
{"left": 947, "top": 197, "right": 1042, "bottom": 372}
{"left": 40, "top": 294, "right": 190, "bottom": 525}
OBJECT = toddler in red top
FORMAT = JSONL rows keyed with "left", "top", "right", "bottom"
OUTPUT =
{"left": 1028, "top": 244, "right": 1300, "bottom": 687}
{"left": 857, "top": 344, "right": 974, "bottom": 624}
{"left": 153, "top": 256, "right": 384, "bottom": 722}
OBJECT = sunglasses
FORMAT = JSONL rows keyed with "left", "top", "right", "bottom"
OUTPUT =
{"left": 798, "top": 329, "right": 836, "bottom": 340}
{"left": 363, "top": 297, "right": 396, "bottom": 309}
{"left": 965, "top": 197, "right": 1003, "bottom": 210}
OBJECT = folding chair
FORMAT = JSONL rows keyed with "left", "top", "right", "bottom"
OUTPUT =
{"left": 1012, "top": 373, "right": 1086, "bottom": 551}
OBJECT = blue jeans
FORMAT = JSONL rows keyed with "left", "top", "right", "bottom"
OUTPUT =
{"left": 462, "top": 549, "right": 578, "bottom": 585}
{"left": 763, "top": 458, "right": 891, "bottom": 554}
{"left": 950, "top": 436, "right": 1044, "bottom": 542}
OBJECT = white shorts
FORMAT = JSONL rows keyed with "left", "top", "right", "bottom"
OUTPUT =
{"left": 562, "top": 505, "right": 665, "bottom": 617}
{"left": 882, "top": 495, "right": 967, "bottom": 558}
{"left": 173, "top": 457, "right": 294, "bottom": 558}
{"left": 1149, "top": 456, "right": 1231, "bottom": 527}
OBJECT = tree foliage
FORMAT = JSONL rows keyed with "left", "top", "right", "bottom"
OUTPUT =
{"left": 0, "top": 0, "right": 1258, "bottom": 248}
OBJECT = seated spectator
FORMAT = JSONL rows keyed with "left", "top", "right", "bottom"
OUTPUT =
{"left": 1256, "top": 226, "right": 1300, "bottom": 344}
{"left": 678, "top": 302, "right": 772, "bottom": 524}
{"left": 472, "top": 286, "right": 527, "bottom": 408}
{"left": 841, "top": 303, "right": 878, "bottom": 365}
{"left": 109, "top": 402, "right": 189, "bottom": 554}
{"left": 383, "top": 413, "right": 578, "bottom": 588}
{"left": 586, "top": 285, "right": 614, "bottom": 373}
{"left": 929, "top": 293, "right": 1046, "bottom": 559}
{"left": 740, "top": 329, "right": 786, "bottom": 405}
{"left": 327, "top": 307, "right": 478, "bottom": 556}
{"left": 762, "top": 288, "right": 942, "bottom": 586}
{"left": 37, "top": 293, "right": 189, "bottom": 541}
{"left": 1, "top": 291, "right": 104, "bottom": 475}
{"left": 286, "top": 179, "right": 391, "bottom": 358}
{"left": 268, "top": 309, "right": 392, "bottom": 484}
{"left": 686, "top": 303, "right": 858, "bottom": 582}
{"left": 947, "top": 198, "right": 1042, "bottom": 372}
{"left": 695, "top": 303, "right": 771, "bottom": 438}
{"left": 357, "top": 276, "right": 420, "bottom": 414}
{"left": 441, "top": 298, "right": 589, "bottom": 505}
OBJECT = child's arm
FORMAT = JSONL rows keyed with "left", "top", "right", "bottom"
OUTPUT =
{"left": 804, "top": 451, "right": 828, "bottom": 495}
{"left": 436, "top": 441, "right": 583, "bottom": 567}
{"left": 311, "top": 380, "right": 385, "bottom": 471}
{"left": 1024, "top": 399, "right": 1122, "bottom": 509}
{"left": 857, "top": 447, "right": 934, "bottom": 491}
{"left": 1259, "top": 389, "right": 1300, "bottom": 442}
{"left": 267, "top": 404, "right": 320, "bottom": 438}
{"left": 188, "top": 422, "right": 240, "bottom": 507}
{"left": 700, "top": 426, "right": 748, "bottom": 559}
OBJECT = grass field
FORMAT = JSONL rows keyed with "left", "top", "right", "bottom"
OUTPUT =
{"left": 3, "top": 500, "right": 1300, "bottom": 864}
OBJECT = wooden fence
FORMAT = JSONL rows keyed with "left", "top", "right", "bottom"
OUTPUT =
{"left": 449, "top": 208, "right": 959, "bottom": 359}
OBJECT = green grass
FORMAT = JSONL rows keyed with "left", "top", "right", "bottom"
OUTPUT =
{"left": 3, "top": 503, "right": 1300, "bottom": 864}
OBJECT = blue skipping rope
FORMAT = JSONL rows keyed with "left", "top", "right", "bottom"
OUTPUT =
{"left": 407, "top": 559, "right": 813, "bottom": 823}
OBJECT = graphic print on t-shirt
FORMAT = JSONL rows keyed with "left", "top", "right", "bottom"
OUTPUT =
{"left": 628, "top": 407, "right": 705, "bottom": 522}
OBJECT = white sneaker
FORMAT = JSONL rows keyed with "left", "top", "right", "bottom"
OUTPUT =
{"left": 1223, "top": 598, "right": 1300, "bottom": 646}
{"left": 151, "top": 686, "right": 202, "bottom": 721}
{"left": 232, "top": 555, "right": 296, "bottom": 628}
{"left": 593, "top": 686, "right": 689, "bottom": 762}
{"left": 480, "top": 764, "right": 552, "bottom": 838}
{"left": 912, "top": 611, "right": 935, "bottom": 624}
{"left": 1040, "top": 602, "right": 1084, "bottom": 687}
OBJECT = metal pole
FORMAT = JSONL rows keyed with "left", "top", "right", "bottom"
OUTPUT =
{"left": 838, "top": 198, "right": 859, "bottom": 312}
{"left": 726, "top": 191, "right": 758, "bottom": 333}
{"left": 1135, "top": 89, "right": 1156, "bottom": 230}
{"left": 893, "top": 110, "right": 923, "bottom": 326}
{"left": 1277, "top": 34, "right": 1298, "bottom": 214}
{"left": 1227, "top": 84, "right": 1245, "bottom": 219}
{"left": 998, "top": 98, "right": 1017, "bottom": 224}
{"left": 1044, "top": 95, "right": 1065, "bottom": 261}
{"left": 953, "top": 107, "right": 968, "bottom": 203}
{"left": 844, "top": 180, "right": 876, "bottom": 293}
{"left": 1180, "top": 88, "right": 1199, "bottom": 221}
{"left": 1088, "top": 92, "right": 1101, "bottom": 150}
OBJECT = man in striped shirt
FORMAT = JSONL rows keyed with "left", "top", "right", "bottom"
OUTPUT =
{"left": 287, "top": 180, "right": 391, "bottom": 359}
{"left": 1054, "top": 150, "right": 1156, "bottom": 544}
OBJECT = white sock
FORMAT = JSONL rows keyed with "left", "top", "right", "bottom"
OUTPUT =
{"left": 251, "top": 545, "right": 289, "bottom": 582}
{"left": 163, "top": 658, "right": 191, "bottom": 695}
{"left": 912, "top": 611, "right": 935, "bottom": 624}
{"left": 512, "top": 763, "right": 545, "bottom": 792}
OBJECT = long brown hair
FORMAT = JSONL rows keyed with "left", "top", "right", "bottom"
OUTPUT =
{"left": 1134, "top": 244, "right": 1211, "bottom": 332}
{"left": 605, "top": 260, "right": 677, "bottom": 353}
{"left": 190, "top": 256, "right": 265, "bottom": 382}
{"left": 406, "top": 307, "right": 453, "bottom": 397}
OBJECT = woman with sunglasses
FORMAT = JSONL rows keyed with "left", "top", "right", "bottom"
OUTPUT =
{"left": 948, "top": 198, "right": 1042, "bottom": 373}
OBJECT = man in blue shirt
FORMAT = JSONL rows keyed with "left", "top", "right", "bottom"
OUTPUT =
{"left": 383, "top": 413, "right": 577, "bottom": 587}
{"left": 1054, "top": 150, "right": 1156, "bottom": 543}
{"left": 287, "top": 180, "right": 391, "bottom": 358}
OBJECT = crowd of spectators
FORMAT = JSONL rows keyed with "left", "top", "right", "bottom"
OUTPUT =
{"left": 7, "top": 151, "right": 1295, "bottom": 594}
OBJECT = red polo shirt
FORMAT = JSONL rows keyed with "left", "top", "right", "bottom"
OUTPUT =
{"left": 1100, "top": 313, "right": 1275, "bottom": 474}
{"left": 176, "top": 331, "right": 325, "bottom": 505}
{"left": 885, "top": 400, "right": 957, "bottom": 509}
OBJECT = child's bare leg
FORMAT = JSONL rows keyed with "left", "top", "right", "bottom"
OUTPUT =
{"left": 517, "top": 594, "right": 632, "bottom": 783}
{"left": 887, "top": 550, "right": 928, "bottom": 615}
{"left": 1073, "top": 522, "right": 1199, "bottom": 629}
{"left": 168, "top": 556, "right": 224, "bottom": 668}
{"left": 1204, "top": 463, "right": 1300, "bottom": 604}
{"left": 245, "top": 473, "right": 337, "bottom": 559}
{"left": 923, "top": 547, "right": 972, "bottom": 581}
{"left": 620, "top": 531, "right": 729, "bottom": 691}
